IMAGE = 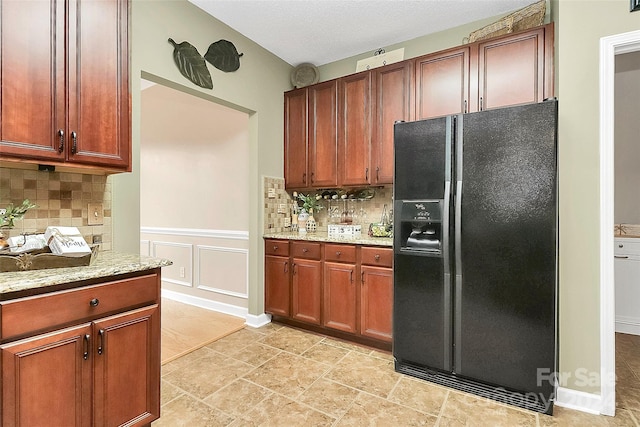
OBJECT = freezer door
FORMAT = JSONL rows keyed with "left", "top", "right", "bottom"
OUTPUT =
{"left": 454, "top": 101, "right": 557, "bottom": 400}
{"left": 393, "top": 117, "right": 450, "bottom": 200}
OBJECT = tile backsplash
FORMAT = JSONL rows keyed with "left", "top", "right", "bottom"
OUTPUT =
{"left": 263, "top": 176, "right": 393, "bottom": 233}
{"left": 0, "top": 167, "right": 112, "bottom": 250}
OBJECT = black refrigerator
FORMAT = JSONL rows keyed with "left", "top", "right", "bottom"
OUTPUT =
{"left": 392, "top": 100, "right": 558, "bottom": 414}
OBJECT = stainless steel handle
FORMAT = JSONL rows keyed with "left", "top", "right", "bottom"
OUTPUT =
{"left": 98, "top": 329, "right": 105, "bottom": 355}
{"left": 615, "top": 255, "right": 629, "bottom": 259}
{"left": 71, "top": 131, "right": 78, "bottom": 154}
{"left": 58, "top": 129, "right": 64, "bottom": 153}
{"left": 454, "top": 114, "right": 464, "bottom": 373}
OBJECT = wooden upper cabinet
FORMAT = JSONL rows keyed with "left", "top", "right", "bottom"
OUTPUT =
{"left": 284, "top": 88, "right": 309, "bottom": 189}
{"left": 0, "top": 0, "right": 66, "bottom": 162}
{"left": 0, "top": 0, "right": 131, "bottom": 172}
{"left": 67, "top": 0, "right": 130, "bottom": 169}
{"left": 339, "top": 72, "right": 372, "bottom": 186}
{"left": 476, "top": 25, "right": 551, "bottom": 111}
{"left": 308, "top": 80, "right": 338, "bottom": 188}
{"left": 415, "top": 46, "right": 470, "bottom": 120}
{"left": 372, "top": 61, "right": 413, "bottom": 184}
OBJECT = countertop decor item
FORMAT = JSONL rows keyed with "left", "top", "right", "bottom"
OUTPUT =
{"left": 290, "top": 62, "right": 319, "bottom": 88}
{"left": 0, "top": 199, "right": 37, "bottom": 249}
{"left": 205, "top": 39, "right": 243, "bottom": 72}
{"left": 168, "top": 38, "right": 213, "bottom": 89}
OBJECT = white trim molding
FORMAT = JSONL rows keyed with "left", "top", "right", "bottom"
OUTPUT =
{"left": 141, "top": 226, "right": 249, "bottom": 240}
{"left": 162, "top": 289, "right": 248, "bottom": 319}
{"left": 555, "top": 387, "right": 602, "bottom": 415}
{"left": 245, "top": 313, "right": 272, "bottom": 328}
{"left": 599, "top": 29, "right": 640, "bottom": 417}
{"left": 615, "top": 316, "right": 640, "bottom": 336}
{"left": 152, "top": 241, "right": 193, "bottom": 288}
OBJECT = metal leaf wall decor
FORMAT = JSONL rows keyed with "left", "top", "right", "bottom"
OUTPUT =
{"left": 204, "top": 40, "right": 244, "bottom": 72}
{"left": 168, "top": 38, "right": 213, "bottom": 89}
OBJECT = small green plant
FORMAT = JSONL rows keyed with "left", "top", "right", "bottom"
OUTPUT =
{"left": 0, "top": 199, "right": 37, "bottom": 228}
{"left": 296, "top": 193, "right": 324, "bottom": 213}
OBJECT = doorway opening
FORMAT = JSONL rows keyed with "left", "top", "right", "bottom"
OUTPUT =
{"left": 599, "top": 29, "right": 640, "bottom": 417}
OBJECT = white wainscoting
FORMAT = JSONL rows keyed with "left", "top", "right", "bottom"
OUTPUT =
{"left": 141, "top": 226, "right": 250, "bottom": 312}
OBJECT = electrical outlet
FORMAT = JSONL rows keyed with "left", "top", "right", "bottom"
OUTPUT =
{"left": 87, "top": 203, "right": 104, "bottom": 225}
{"left": 284, "top": 217, "right": 291, "bottom": 227}
{"left": 92, "top": 235, "right": 102, "bottom": 244}
{"left": 267, "top": 188, "right": 276, "bottom": 199}
{"left": 179, "top": 267, "right": 185, "bottom": 278}
{"left": 278, "top": 203, "right": 287, "bottom": 214}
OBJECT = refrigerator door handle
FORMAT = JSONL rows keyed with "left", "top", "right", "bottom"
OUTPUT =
{"left": 454, "top": 114, "right": 464, "bottom": 373}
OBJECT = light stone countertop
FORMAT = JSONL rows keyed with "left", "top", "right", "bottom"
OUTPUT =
{"left": 263, "top": 231, "right": 393, "bottom": 247}
{"left": 0, "top": 251, "right": 172, "bottom": 297}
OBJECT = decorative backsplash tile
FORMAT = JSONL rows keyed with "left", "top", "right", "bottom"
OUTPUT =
{"left": 263, "top": 176, "right": 393, "bottom": 234}
{"left": 0, "top": 167, "right": 112, "bottom": 250}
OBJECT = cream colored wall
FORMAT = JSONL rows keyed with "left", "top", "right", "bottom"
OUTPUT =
{"left": 112, "top": 0, "right": 292, "bottom": 317}
{"left": 556, "top": 0, "right": 640, "bottom": 394}
{"left": 614, "top": 52, "right": 640, "bottom": 224}
{"left": 140, "top": 82, "right": 249, "bottom": 230}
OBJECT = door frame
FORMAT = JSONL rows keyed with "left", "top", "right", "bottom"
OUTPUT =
{"left": 599, "top": 29, "right": 640, "bottom": 417}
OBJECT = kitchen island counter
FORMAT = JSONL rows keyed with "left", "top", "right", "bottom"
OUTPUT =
{"left": 263, "top": 231, "right": 392, "bottom": 247}
{"left": 0, "top": 251, "right": 172, "bottom": 299}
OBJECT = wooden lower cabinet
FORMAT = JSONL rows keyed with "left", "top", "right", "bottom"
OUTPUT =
{"left": 360, "top": 265, "right": 393, "bottom": 342}
{"left": 0, "top": 272, "right": 161, "bottom": 427}
{"left": 323, "top": 261, "right": 357, "bottom": 333}
{"left": 265, "top": 238, "right": 392, "bottom": 348}
{"left": 265, "top": 255, "right": 290, "bottom": 317}
{"left": 292, "top": 258, "right": 322, "bottom": 325}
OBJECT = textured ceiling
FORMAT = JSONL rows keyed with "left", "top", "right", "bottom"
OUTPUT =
{"left": 189, "top": 0, "right": 538, "bottom": 66}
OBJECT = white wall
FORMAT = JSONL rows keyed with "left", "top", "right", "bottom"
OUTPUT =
{"left": 614, "top": 52, "right": 640, "bottom": 224}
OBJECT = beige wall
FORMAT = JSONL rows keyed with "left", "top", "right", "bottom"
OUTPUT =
{"left": 556, "top": 0, "right": 640, "bottom": 394}
{"left": 113, "top": 0, "right": 292, "bottom": 317}
{"left": 614, "top": 52, "right": 640, "bottom": 224}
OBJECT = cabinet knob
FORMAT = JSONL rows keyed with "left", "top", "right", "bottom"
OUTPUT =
{"left": 302, "top": 248, "right": 308, "bottom": 253}
{"left": 375, "top": 254, "right": 381, "bottom": 261}
{"left": 273, "top": 245, "right": 279, "bottom": 251}
{"left": 619, "top": 244, "right": 624, "bottom": 248}
{"left": 89, "top": 298, "right": 99, "bottom": 307}
{"left": 336, "top": 251, "right": 341, "bottom": 256}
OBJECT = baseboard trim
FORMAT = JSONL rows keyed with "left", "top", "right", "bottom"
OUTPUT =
{"left": 161, "top": 289, "right": 248, "bottom": 320}
{"left": 246, "top": 313, "right": 271, "bottom": 328}
{"left": 615, "top": 317, "right": 640, "bottom": 336}
{"left": 555, "top": 387, "right": 602, "bottom": 415}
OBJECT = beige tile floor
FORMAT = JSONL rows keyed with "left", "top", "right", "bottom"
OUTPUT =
{"left": 153, "top": 324, "right": 640, "bottom": 426}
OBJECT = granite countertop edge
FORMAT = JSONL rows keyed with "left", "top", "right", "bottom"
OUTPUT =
{"left": 0, "top": 251, "right": 172, "bottom": 296}
{"left": 263, "top": 231, "right": 393, "bottom": 247}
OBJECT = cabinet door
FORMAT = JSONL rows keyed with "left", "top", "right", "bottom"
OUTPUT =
{"left": 372, "top": 61, "right": 413, "bottom": 184}
{"left": 323, "top": 261, "right": 357, "bottom": 333}
{"left": 415, "top": 46, "right": 470, "bottom": 119}
{"left": 93, "top": 305, "right": 160, "bottom": 427}
{"left": 361, "top": 266, "right": 393, "bottom": 342}
{"left": 339, "top": 72, "right": 371, "bottom": 186}
{"left": 0, "top": 0, "right": 66, "bottom": 162}
{"left": 477, "top": 27, "right": 547, "bottom": 111}
{"left": 285, "top": 88, "right": 309, "bottom": 188}
{"left": 265, "top": 255, "right": 291, "bottom": 317}
{"left": 67, "top": 0, "right": 130, "bottom": 169}
{"left": 308, "top": 80, "right": 338, "bottom": 188}
{"left": 292, "top": 258, "right": 322, "bottom": 324}
{"left": 1, "top": 323, "right": 92, "bottom": 427}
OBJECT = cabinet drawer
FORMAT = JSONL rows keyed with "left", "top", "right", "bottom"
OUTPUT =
{"left": 361, "top": 247, "right": 393, "bottom": 268}
{"left": 615, "top": 238, "right": 640, "bottom": 256}
{"left": 291, "top": 242, "right": 321, "bottom": 260}
{"left": 0, "top": 273, "right": 159, "bottom": 341}
{"left": 265, "top": 239, "right": 290, "bottom": 256}
{"left": 324, "top": 244, "right": 356, "bottom": 263}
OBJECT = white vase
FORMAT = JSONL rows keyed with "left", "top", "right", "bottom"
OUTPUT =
{"left": 298, "top": 211, "right": 309, "bottom": 234}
